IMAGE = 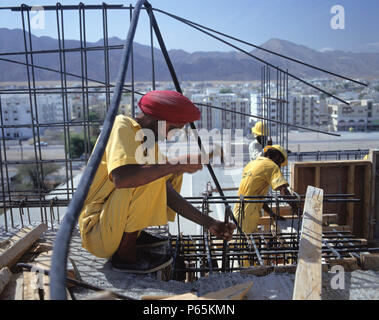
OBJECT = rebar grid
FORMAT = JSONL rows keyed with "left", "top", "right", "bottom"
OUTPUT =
{"left": 170, "top": 231, "right": 379, "bottom": 280}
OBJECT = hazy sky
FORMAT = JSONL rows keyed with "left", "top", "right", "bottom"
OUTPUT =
{"left": 0, "top": 0, "right": 378, "bottom": 53}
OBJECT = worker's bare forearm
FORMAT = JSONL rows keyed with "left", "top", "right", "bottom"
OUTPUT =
{"left": 111, "top": 163, "right": 181, "bottom": 188}
{"left": 111, "top": 154, "right": 202, "bottom": 188}
{"left": 166, "top": 182, "right": 216, "bottom": 229}
{"left": 277, "top": 184, "right": 298, "bottom": 210}
{"left": 277, "top": 184, "right": 289, "bottom": 195}
{"left": 262, "top": 203, "right": 274, "bottom": 216}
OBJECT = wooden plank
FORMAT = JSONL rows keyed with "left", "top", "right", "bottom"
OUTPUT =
{"left": 141, "top": 295, "right": 177, "bottom": 300}
{"left": 370, "top": 150, "right": 379, "bottom": 240}
{"left": 142, "top": 282, "right": 254, "bottom": 300}
{"left": 323, "top": 225, "right": 351, "bottom": 232}
{"left": 26, "top": 251, "right": 78, "bottom": 300}
{"left": 363, "top": 164, "right": 371, "bottom": 240}
{"left": 369, "top": 150, "right": 379, "bottom": 240}
{"left": 290, "top": 164, "right": 299, "bottom": 195}
{"left": 293, "top": 186, "right": 323, "bottom": 300}
{"left": 322, "top": 213, "right": 338, "bottom": 226}
{"left": 0, "top": 272, "right": 24, "bottom": 300}
{"left": 315, "top": 166, "right": 321, "bottom": 188}
{"left": 259, "top": 214, "right": 337, "bottom": 229}
{"left": 13, "top": 274, "right": 24, "bottom": 300}
{"left": 346, "top": 165, "right": 355, "bottom": 229}
{"left": 23, "top": 271, "right": 40, "bottom": 300}
{"left": 31, "top": 249, "right": 76, "bottom": 284}
{"left": 162, "top": 292, "right": 200, "bottom": 300}
{"left": 22, "top": 270, "right": 71, "bottom": 300}
{"left": 83, "top": 291, "right": 118, "bottom": 300}
{"left": 291, "top": 160, "right": 370, "bottom": 167}
{"left": 329, "top": 258, "right": 359, "bottom": 272}
{"left": 360, "top": 253, "right": 379, "bottom": 271}
{"left": 201, "top": 281, "right": 253, "bottom": 300}
{"left": 291, "top": 161, "right": 372, "bottom": 239}
{"left": 240, "top": 265, "right": 297, "bottom": 276}
{"left": 270, "top": 206, "right": 293, "bottom": 216}
{"left": 14, "top": 274, "right": 24, "bottom": 300}
{"left": 258, "top": 215, "right": 300, "bottom": 228}
{"left": 0, "top": 224, "right": 47, "bottom": 269}
{"left": 42, "top": 273, "right": 65, "bottom": 300}
{"left": 0, "top": 267, "right": 12, "bottom": 295}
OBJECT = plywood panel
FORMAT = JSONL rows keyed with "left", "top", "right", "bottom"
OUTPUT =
{"left": 290, "top": 161, "right": 372, "bottom": 239}
{"left": 293, "top": 186, "right": 323, "bottom": 300}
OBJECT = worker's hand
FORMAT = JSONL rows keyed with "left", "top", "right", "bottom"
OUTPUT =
{"left": 178, "top": 162, "right": 203, "bottom": 174}
{"left": 175, "top": 154, "right": 203, "bottom": 174}
{"left": 263, "top": 204, "right": 285, "bottom": 221}
{"left": 289, "top": 202, "right": 298, "bottom": 216}
{"left": 267, "top": 210, "right": 286, "bottom": 221}
{"left": 275, "top": 214, "right": 286, "bottom": 221}
{"left": 209, "top": 221, "right": 236, "bottom": 241}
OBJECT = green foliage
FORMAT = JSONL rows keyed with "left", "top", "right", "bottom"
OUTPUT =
{"left": 219, "top": 87, "right": 233, "bottom": 94}
{"left": 67, "top": 133, "right": 96, "bottom": 158}
{"left": 16, "top": 161, "right": 61, "bottom": 192}
{"left": 88, "top": 110, "right": 101, "bottom": 121}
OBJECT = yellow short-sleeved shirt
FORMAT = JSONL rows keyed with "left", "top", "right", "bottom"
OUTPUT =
{"left": 78, "top": 115, "right": 180, "bottom": 236}
{"left": 233, "top": 156, "right": 288, "bottom": 233}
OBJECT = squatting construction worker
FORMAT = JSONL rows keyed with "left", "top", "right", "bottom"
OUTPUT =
{"left": 79, "top": 91, "right": 235, "bottom": 273}
{"left": 234, "top": 144, "right": 297, "bottom": 233}
{"left": 249, "top": 121, "right": 272, "bottom": 161}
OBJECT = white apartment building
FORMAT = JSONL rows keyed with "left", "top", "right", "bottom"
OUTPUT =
{"left": 250, "top": 93, "right": 324, "bottom": 132}
{"left": 0, "top": 94, "right": 70, "bottom": 139}
{"left": 330, "top": 99, "right": 379, "bottom": 131}
{"left": 191, "top": 92, "right": 250, "bottom": 134}
{"left": 288, "top": 94, "right": 321, "bottom": 128}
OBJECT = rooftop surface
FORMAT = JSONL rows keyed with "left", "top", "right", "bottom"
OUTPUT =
{"left": 2, "top": 223, "right": 378, "bottom": 300}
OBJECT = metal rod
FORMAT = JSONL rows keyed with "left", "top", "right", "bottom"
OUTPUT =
{"left": 195, "top": 102, "right": 341, "bottom": 137}
{"left": 202, "top": 195, "right": 213, "bottom": 274}
{"left": 154, "top": 9, "right": 351, "bottom": 105}
{"left": 152, "top": 8, "right": 367, "bottom": 87}
{"left": 50, "top": 0, "right": 146, "bottom": 300}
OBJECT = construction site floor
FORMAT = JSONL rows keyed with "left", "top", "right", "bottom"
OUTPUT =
{"left": 1, "top": 223, "right": 379, "bottom": 300}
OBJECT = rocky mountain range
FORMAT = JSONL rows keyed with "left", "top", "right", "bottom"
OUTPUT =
{"left": 1, "top": 27, "right": 378, "bottom": 83}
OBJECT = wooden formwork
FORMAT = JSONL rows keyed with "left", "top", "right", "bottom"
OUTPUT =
{"left": 368, "top": 149, "right": 379, "bottom": 241}
{"left": 290, "top": 160, "right": 372, "bottom": 240}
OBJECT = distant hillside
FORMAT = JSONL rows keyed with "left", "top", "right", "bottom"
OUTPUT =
{"left": 1, "top": 28, "right": 379, "bottom": 82}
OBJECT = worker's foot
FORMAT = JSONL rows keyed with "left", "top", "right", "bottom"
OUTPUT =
{"left": 111, "top": 250, "right": 173, "bottom": 274}
{"left": 136, "top": 231, "right": 169, "bottom": 248}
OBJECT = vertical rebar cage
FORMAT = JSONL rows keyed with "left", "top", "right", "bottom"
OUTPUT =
{"left": 0, "top": 3, "right": 150, "bottom": 231}
{"left": 0, "top": 2, "right": 366, "bottom": 232}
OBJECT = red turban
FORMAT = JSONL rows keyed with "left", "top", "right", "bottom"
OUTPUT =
{"left": 138, "top": 90, "right": 201, "bottom": 125}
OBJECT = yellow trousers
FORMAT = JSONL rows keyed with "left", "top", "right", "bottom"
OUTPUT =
{"left": 233, "top": 202, "right": 262, "bottom": 234}
{"left": 79, "top": 174, "right": 182, "bottom": 259}
{"left": 233, "top": 203, "right": 263, "bottom": 268}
